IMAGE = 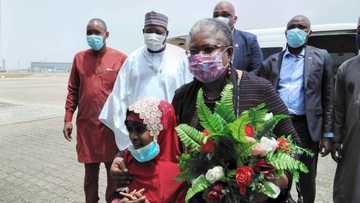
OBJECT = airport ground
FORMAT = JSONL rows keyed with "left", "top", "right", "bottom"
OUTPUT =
{"left": 0, "top": 74, "right": 335, "bottom": 203}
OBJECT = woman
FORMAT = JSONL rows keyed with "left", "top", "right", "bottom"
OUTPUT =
{"left": 172, "top": 18, "right": 298, "bottom": 203}
{"left": 112, "top": 98, "right": 186, "bottom": 203}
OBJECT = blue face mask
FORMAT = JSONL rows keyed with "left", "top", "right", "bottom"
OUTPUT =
{"left": 128, "top": 141, "right": 160, "bottom": 163}
{"left": 87, "top": 34, "right": 104, "bottom": 51}
{"left": 286, "top": 28, "right": 308, "bottom": 48}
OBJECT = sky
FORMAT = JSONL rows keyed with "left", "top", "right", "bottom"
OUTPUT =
{"left": 1, "top": 0, "right": 359, "bottom": 70}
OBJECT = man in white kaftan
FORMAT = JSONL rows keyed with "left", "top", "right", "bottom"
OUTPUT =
{"left": 99, "top": 11, "right": 192, "bottom": 150}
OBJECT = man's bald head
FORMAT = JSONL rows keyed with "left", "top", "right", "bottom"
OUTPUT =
{"left": 287, "top": 15, "right": 311, "bottom": 31}
{"left": 86, "top": 18, "right": 108, "bottom": 37}
{"left": 214, "top": 1, "right": 236, "bottom": 16}
{"left": 87, "top": 18, "right": 107, "bottom": 32}
{"left": 213, "top": 1, "right": 237, "bottom": 28}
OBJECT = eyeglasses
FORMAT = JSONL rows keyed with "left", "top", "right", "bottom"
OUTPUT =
{"left": 186, "top": 45, "right": 229, "bottom": 56}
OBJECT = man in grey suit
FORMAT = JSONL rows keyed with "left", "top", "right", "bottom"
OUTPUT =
{"left": 257, "top": 15, "right": 335, "bottom": 203}
{"left": 213, "top": 1, "right": 263, "bottom": 72}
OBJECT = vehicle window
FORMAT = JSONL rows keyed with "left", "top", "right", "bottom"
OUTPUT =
{"left": 308, "top": 34, "right": 358, "bottom": 72}
{"left": 330, "top": 52, "right": 357, "bottom": 68}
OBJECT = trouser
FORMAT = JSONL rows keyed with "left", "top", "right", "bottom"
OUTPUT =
{"left": 84, "top": 162, "right": 114, "bottom": 203}
{"left": 291, "top": 116, "right": 319, "bottom": 203}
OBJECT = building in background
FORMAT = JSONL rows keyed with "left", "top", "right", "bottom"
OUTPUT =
{"left": 30, "top": 62, "right": 72, "bottom": 73}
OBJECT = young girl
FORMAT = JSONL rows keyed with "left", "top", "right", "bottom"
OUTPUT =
{"left": 112, "top": 98, "right": 186, "bottom": 203}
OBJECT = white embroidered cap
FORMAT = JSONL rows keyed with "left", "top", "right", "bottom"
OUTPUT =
{"left": 128, "top": 98, "right": 163, "bottom": 140}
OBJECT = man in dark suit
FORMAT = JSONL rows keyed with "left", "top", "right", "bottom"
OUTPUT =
{"left": 257, "top": 15, "right": 335, "bottom": 203}
{"left": 213, "top": 1, "right": 263, "bottom": 72}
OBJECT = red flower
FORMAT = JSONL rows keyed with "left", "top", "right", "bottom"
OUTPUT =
{"left": 207, "top": 183, "right": 224, "bottom": 201}
{"left": 244, "top": 124, "right": 255, "bottom": 137}
{"left": 235, "top": 166, "right": 254, "bottom": 195}
{"left": 277, "top": 137, "right": 290, "bottom": 153}
{"left": 211, "top": 183, "right": 223, "bottom": 193}
{"left": 203, "top": 129, "right": 209, "bottom": 137}
{"left": 254, "top": 159, "right": 275, "bottom": 175}
{"left": 201, "top": 138, "right": 216, "bottom": 153}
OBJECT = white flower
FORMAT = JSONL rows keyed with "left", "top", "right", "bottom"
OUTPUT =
{"left": 264, "top": 113, "right": 273, "bottom": 121}
{"left": 259, "top": 137, "right": 278, "bottom": 154}
{"left": 205, "top": 166, "right": 224, "bottom": 184}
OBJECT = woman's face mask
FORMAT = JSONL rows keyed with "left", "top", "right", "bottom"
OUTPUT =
{"left": 188, "top": 48, "right": 230, "bottom": 83}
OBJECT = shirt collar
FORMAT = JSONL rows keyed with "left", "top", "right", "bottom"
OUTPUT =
{"left": 284, "top": 48, "right": 305, "bottom": 58}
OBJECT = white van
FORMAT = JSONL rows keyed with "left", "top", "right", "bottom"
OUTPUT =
{"left": 167, "top": 23, "right": 359, "bottom": 69}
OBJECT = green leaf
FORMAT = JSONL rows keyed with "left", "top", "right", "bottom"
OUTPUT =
{"left": 177, "top": 154, "right": 196, "bottom": 182}
{"left": 256, "top": 114, "right": 288, "bottom": 139}
{"left": 266, "top": 151, "right": 309, "bottom": 179}
{"left": 249, "top": 103, "right": 267, "bottom": 121}
{"left": 292, "top": 171, "right": 300, "bottom": 182}
{"left": 176, "top": 124, "right": 205, "bottom": 151}
{"left": 185, "top": 175, "right": 210, "bottom": 202}
{"left": 196, "top": 89, "right": 213, "bottom": 127}
{"left": 261, "top": 181, "right": 281, "bottom": 199}
{"left": 196, "top": 89, "right": 226, "bottom": 135}
{"left": 215, "top": 84, "right": 236, "bottom": 123}
{"left": 178, "top": 153, "right": 192, "bottom": 170}
{"left": 227, "top": 115, "right": 249, "bottom": 143}
{"left": 214, "top": 102, "right": 236, "bottom": 123}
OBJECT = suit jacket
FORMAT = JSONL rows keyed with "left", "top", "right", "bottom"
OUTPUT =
{"left": 257, "top": 45, "right": 334, "bottom": 142}
{"left": 232, "top": 29, "right": 263, "bottom": 72}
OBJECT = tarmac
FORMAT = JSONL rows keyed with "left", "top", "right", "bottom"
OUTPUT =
{"left": 0, "top": 74, "right": 335, "bottom": 202}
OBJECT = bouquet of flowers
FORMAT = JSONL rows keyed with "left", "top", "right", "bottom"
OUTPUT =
{"left": 176, "top": 84, "right": 312, "bottom": 202}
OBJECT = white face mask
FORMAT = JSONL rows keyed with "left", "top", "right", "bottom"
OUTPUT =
{"left": 144, "top": 33, "right": 166, "bottom": 51}
{"left": 215, "top": 16, "right": 230, "bottom": 26}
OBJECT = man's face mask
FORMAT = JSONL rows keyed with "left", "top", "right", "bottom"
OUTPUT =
{"left": 286, "top": 28, "right": 308, "bottom": 48}
{"left": 87, "top": 34, "right": 104, "bottom": 51}
{"left": 188, "top": 48, "right": 229, "bottom": 83}
{"left": 215, "top": 16, "right": 230, "bottom": 26}
{"left": 144, "top": 33, "right": 166, "bottom": 51}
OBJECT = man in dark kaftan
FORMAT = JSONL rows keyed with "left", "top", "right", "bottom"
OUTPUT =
{"left": 333, "top": 17, "right": 360, "bottom": 203}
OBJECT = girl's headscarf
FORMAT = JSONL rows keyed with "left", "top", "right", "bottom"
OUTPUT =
{"left": 124, "top": 98, "right": 185, "bottom": 203}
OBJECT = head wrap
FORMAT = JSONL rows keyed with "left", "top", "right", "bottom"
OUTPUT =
{"left": 128, "top": 98, "right": 163, "bottom": 140}
{"left": 123, "top": 98, "right": 186, "bottom": 203}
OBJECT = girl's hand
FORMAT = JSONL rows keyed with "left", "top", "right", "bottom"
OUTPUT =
{"left": 117, "top": 188, "right": 149, "bottom": 203}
